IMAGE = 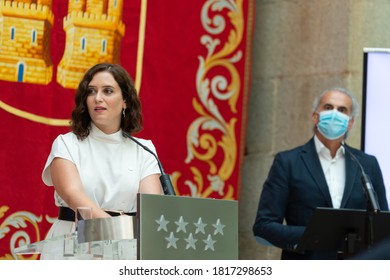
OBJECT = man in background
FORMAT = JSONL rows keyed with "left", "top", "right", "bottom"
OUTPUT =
{"left": 253, "top": 87, "right": 388, "bottom": 259}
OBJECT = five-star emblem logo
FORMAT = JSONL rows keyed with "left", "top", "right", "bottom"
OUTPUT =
{"left": 155, "top": 215, "right": 226, "bottom": 251}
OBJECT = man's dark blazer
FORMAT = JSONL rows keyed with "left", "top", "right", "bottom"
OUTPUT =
{"left": 253, "top": 137, "right": 389, "bottom": 260}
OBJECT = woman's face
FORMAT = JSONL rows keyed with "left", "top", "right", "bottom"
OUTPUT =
{"left": 86, "top": 71, "right": 126, "bottom": 134}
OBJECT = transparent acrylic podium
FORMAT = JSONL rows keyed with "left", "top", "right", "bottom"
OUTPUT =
{"left": 14, "top": 215, "right": 137, "bottom": 260}
{"left": 14, "top": 194, "right": 238, "bottom": 260}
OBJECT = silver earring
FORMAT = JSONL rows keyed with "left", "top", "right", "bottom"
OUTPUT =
{"left": 122, "top": 109, "right": 126, "bottom": 118}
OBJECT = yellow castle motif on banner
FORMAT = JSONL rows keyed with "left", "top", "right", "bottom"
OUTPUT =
{"left": 0, "top": 0, "right": 125, "bottom": 88}
{"left": 0, "top": 0, "right": 54, "bottom": 85}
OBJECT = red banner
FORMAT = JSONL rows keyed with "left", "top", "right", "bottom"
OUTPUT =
{"left": 0, "top": 0, "right": 254, "bottom": 259}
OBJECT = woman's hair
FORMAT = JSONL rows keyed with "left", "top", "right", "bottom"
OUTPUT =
{"left": 70, "top": 63, "right": 143, "bottom": 140}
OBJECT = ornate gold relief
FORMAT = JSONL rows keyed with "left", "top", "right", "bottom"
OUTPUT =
{"left": 175, "top": 0, "right": 244, "bottom": 199}
{"left": 0, "top": 205, "right": 51, "bottom": 260}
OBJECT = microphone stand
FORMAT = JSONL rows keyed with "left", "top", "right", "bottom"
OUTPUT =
{"left": 360, "top": 172, "right": 379, "bottom": 250}
{"left": 122, "top": 132, "right": 176, "bottom": 196}
{"left": 343, "top": 143, "right": 380, "bottom": 250}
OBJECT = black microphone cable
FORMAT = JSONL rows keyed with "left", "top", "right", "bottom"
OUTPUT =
{"left": 122, "top": 132, "right": 176, "bottom": 196}
{"left": 342, "top": 143, "right": 382, "bottom": 250}
{"left": 342, "top": 143, "right": 380, "bottom": 213}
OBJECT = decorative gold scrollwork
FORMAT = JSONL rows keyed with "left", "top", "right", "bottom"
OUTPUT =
{"left": 0, "top": 205, "right": 46, "bottom": 260}
{"left": 176, "top": 0, "right": 244, "bottom": 199}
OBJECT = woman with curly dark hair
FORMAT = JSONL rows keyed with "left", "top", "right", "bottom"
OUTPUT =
{"left": 41, "top": 63, "right": 162, "bottom": 258}
{"left": 70, "top": 63, "right": 144, "bottom": 140}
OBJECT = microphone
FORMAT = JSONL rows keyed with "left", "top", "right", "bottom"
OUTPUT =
{"left": 342, "top": 143, "right": 380, "bottom": 213}
{"left": 122, "top": 132, "right": 176, "bottom": 196}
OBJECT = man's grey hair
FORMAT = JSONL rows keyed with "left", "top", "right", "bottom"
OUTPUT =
{"left": 312, "top": 87, "right": 359, "bottom": 139}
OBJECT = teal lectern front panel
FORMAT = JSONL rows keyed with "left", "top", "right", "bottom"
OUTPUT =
{"left": 137, "top": 194, "right": 238, "bottom": 260}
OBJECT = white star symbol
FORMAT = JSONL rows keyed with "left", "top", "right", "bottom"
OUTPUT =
{"left": 193, "top": 217, "right": 207, "bottom": 234}
{"left": 165, "top": 232, "right": 179, "bottom": 249}
{"left": 203, "top": 234, "right": 216, "bottom": 251}
{"left": 212, "top": 218, "right": 226, "bottom": 235}
{"left": 184, "top": 233, "right": 197, "bottom": 250}
{"left": 155, "top": 215, "right": 170, "bottom": 232}
{"left": 175, "top": 216, "right": 188, "bottom": 233}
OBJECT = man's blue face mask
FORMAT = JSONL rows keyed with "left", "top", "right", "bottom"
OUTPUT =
{"left": 317, "top": 109, "right": 350, "bottom": 140}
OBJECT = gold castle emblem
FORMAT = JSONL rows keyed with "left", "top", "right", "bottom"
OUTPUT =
{"left": 0, "top": 0, "right": 125, "bottom": 89}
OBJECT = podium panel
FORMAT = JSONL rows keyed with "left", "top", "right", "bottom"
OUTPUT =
{"left": 297, "top": 207, "right": 390, "bottom": 254}
{"left": 14, "top": 216, "right": 137, "bottom": 260}
{"left": 137, "top": 194, "right": 238, "bottom": 260}
{"left": 14, "top": 195, "right": 238, "bottom": 260}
